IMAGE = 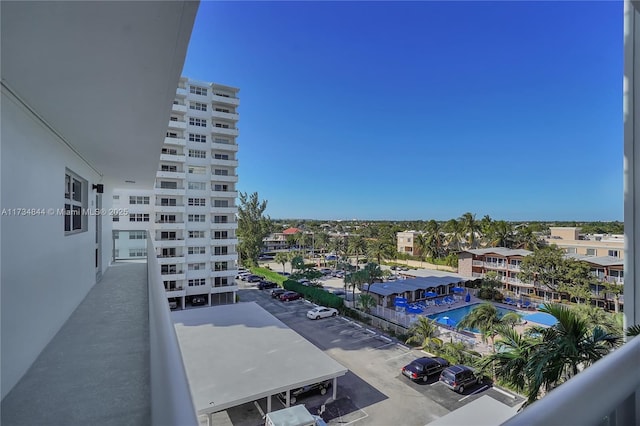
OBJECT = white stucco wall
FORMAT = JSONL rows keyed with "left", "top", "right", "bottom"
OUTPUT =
{"left": 0, "top": 88, "right": 110, "bottom": 397}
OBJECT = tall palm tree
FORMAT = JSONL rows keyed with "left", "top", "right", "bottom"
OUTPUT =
{"left": 457, "top": 303, "right": 522, "bottom": 350}
{"left": 347, "top": 235, "right": 366, "bottom": 268}
{"left": 459, "top": 212, "right": 481, "bottom": 250}
{"left": 274, "top": 251, "right": 289, "bottom": 273}
{"left": 486, "top": 220, "right": 515, "bottom": 248}
{"left": 524, "top": 304, "right": 621, "bottom": 403}
{"left": 406, "top": 317, "right": 443, "bottom": 352}
{"left": 444, "top": 218, "right": 464, "bottom": 254}
{"left": 438, "top": 341, "right": 482, "bottom": 366}
{"left": 513, "top": 225, "right": 542, "bottom": 251}
{"left": 425, "top": 220, "right": 445, "bottom": 258}
{"left": 367, "top": 238, "right": 394, "bottom": 265}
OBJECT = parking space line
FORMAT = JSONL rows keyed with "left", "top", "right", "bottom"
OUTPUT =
{"left": 396, "top": 343, "right": 411, "bottom": 351}
{"left": 385, "top": 350, "right": 415, "bottom": 361}
{"left": 367, "top": 341, "right": 395, "bottom": 351}
{"left": 365, "top": 328, "right": 377, "bottom": 334}
{"left": 377, "top": 335, "right": 393, "bottom": 342}
{"left": 352, "top": 323, "right": 363, "bottom": 329}
{"left": 338, "top": 407, "right": 369, "bottom": 426}
{"left": 492, "top": 386, "right": 517, "bottom": 399}
{"left": 458, "top": 385, "right": 489, "bottom": 401}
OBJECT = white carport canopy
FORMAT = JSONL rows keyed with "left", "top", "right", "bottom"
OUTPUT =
{"left": 427, "top": 395, "right": 520, "bottom": 426}
{"left": 172, "top": 302, "right": 348, "bottom": 418}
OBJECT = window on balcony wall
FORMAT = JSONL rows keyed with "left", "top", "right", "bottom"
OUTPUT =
{"left": 214, "top": 277, "right": 229, "bottom": 287}
{"left": 189, "top": 133, "right": 206, "bottom": 143}
{"left": 160, "top": 198, "right": 177, "bottom": 206}
{"left": 64, "top": 169, "right": 87, "bottom": 234}
{"left": 161, "top": 264, "right": 178, "bottom": 275}
{"left": 189, "top": 118, "right": 207, "bottom": 127}
{"left": 214, "top": 246, "right": 228, "bottom": 255}
{"left": 166, "top": 131, "right": 179, "bottom": 138}
{"left": 214, "top": 231, "right": 228, "bottom": 239}
{"left": 129, "top": 214, "right": 149, "bottom": 222}
{"left": 188, "top": 214, "right": 206, "bottom": 222}
{"left": 158, "top": 214, "right": 176, "bottom": 223}
{"left": 213, "top": 184, "right": 229, "bottom": 192}
{"left": 164, "top": 281, "right": 178, "bottom": 290}
{"left": 188, "top": 278, "right": 207, "bottom": 287}
{"left": 189, "top": 86, "right": 207, "bottom": 96}
{"left": 129, "top": 196, "right": 150, "bottom": 204}
{"left": 188, "top": 246, "right": 206, "bottom": 255}
{"left": 160, "top": 231, "right": 177, "bottom": 240}
{"left": 214, "top": 261, "right": 228, "bottom": 271}
{"left": 188, "top": 263, "right": 206, "bottom": 271}
{"left": 189, "top": 182, "right": 206, "bottom": 190}
{"left": 189, "top": 149, "right": 206, "bottom": 158}
{"left": 213, "top": 169, "right": 228, "bottom": 176}
{"left": 188, "top": 198, "right": 206, "bottom": 206}
{"left": 214, "top": 137, "right": 229, "bottom": 144}
{"left": 162, "top": 148, "right": 178, "bottom": 155}
{"left": 188, "top": 166, "right": 206, "bottom": 175}
{"left": 213, "top": 200, "right": 229, "bottom": 207}
{"left": 161, "top": 248, "right": 176, "bottom": 257}
{"left": 213, "top": 153, "right": 230, "bottom": 160}
{"left": 214, "top": 123, "right": 230, "bottom": 129}
{"left": 188, "top": 230, "right": 205, "bottom": 238}
{"left": 189, "top": 101, "right": 207, "bottom": 111}
{"left": 160, "top": 165, "right": 177, "bottom": 172}
{"left": 159, "top": 181, "right": 177, "bottom": 189}
{"left": 214, "top": 215, "right": 228, "bottom": 224}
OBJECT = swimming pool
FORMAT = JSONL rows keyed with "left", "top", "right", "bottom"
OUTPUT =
{"left": 427, "top": 303, "right": 518, "bottom": 332}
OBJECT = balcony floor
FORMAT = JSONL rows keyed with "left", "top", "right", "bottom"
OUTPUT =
{"left": 1, "top": 262, "right": 150, "bottom": 425}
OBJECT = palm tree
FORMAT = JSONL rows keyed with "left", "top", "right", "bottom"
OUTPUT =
{"left": 444, "top": 218, "right": 464, "bottom": 254}
{"left": 328, "top": 236, "right": 346, "bottom": 269}
{"left": 406, "top": 317, "right": 443, "bottom": 352}
{"left": 438, "top": 341, "right": 482, "bottom": 366}
{"left": 457, "top": 303, "right": 522, "bottom": 351}
{"left": 425, "top": 220, "right": 445, "bottom": 258}
{"left": 367, "top": 238, "right": 394, "bottom": 265}
{"left": 357, "top": 293, "right": 377, "bottom": 313}
{"left": 486, "top": 220, "right": 515, "bottom": 248}
{"left": 347, "top": 235, "right": 366, "bottom": 269}
{"left": 513, "top": 225, "right": 542, "bottom": 251}
{"left": 274, "top": 252, "right": 288, "bottom": 273}
{"left": 362, "top": 263, "right": 382, "bottom": 293}
{"left": 459, "top": 212, "right": 481, "bottom": 250}
{"left": 524, "top": 304, "right": 621, "bottom": 403}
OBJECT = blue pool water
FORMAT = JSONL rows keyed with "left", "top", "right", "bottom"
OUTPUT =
{"left": 427, "top": 303, "right": 518, "bottom": 332}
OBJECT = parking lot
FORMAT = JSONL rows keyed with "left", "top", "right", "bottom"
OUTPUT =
{"left": 212, "top": 283, "right": 524, "bottom": 426}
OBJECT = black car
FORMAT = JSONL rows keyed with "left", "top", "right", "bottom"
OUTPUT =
{"left": 278, "top": 380, "right": 332, "bottom": 404}
{"left": 402, "top": 357, "right": 450, "bottom": 382}
{"left": 257, "top": 280, "right": 278, "bottom": 290}
{"left": 191, "top": 296, "right": 207, "bottom": 306}
{"left": 439, "top": 365, "right": 482, "bottom": 393}
{"left": 246, "top": 275, "right": 262, "bottom": 283}
{"left": 271, "top": 288, "right": 287, "bottom": 298}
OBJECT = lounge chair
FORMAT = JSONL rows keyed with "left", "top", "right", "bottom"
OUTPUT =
{"left": 435, "top": 299, "right": 443, "bottom": 306}
{"left": 504, "top": 297, "right": 513, "bottom": 305}
{"left": 522, "top": 301, "right": 531, "bottom": 309}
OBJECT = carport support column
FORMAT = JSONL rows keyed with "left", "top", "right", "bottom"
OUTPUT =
{"left": 267, "top": 395, "right": 272, "bottom": 413}
{"left": 332, "top": 377, "right": 337, "bottom": 400}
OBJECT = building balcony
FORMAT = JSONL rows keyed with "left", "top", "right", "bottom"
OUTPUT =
{"left": 171, "top": 103, "right": 187, "bottom": 114}
{"left": 211, "top": 142, "right": 238, "bottom": 152}
{"left": 211, "top": 174, "right": 238, "bottom": 183}
{"left": 156, "top": 170, "right": 186, "bottom": 180}
{"left": 211, "top": 110, "right": 239, "bottom": 121}
{"left": 160, "top": 272, "right": 186, "bottom": 280}
{"left": 211, "top": 94, "right": 240, "bottom": 106}
{"left": 210, "top": 284, "right": 238, "bottom": 294}
{"left": 186, "top": 269, "right": 210, "bottom": 280}
{"left": 166, "top": 287, "right": 186, "bottom": 297}
{"left": 484, "top": 262, "right": 507, "bottom": 270}
{"left": 210, "top": 190, "right": 238, "bottom": 198}
{"left": 211, "top": 206, "right": 237, "bottom": 214}
{"left": 157, "top": 255, "right": 186, "bottom": 264}
{"left": 472, "top": 260, "right": 483, "bottom": 267}
{"left": 210, "top": 158, "right": 238, "bottom": 168}
{"left": 168, "top": 119, "right": 187, "bottom": 130}
{"left": 155, "top": 187, "right": 186, "bottom": 196}
{"left": 211, "top": 222, "right": 238, "bottom": 230}
{"left": 176, "top": 87, "right": 188, "bottom": 98}
{"left": 211, "top": 253, "right": 237, "bottom": 263}
{"left": 605, "top": 276, "right": 624, "bottom": 284}
{"left": 154, "top": 221, "right": 186, "bottom": 230}
{"left": 471, "top": 272, "right": 484, "bottom": 278}
{"left": 160, "top": 153, "right": 186, "bottom": 162}
{"left": 507, "top": 264, "right": 522, "bottom": 271}
{"left": 186, "top": 253, "right": 208, "bottom": 263}
{"left": 211, "top": 238, "right": 238, "bottom": 246}
{"left": 154, "top": 204, "right": 185, "bottom": 213}
{"left": 154, "top": 238, "right": 186, "bottom": 248}
{"left": 210, "top": 269, "right": 237, "bottom": 279}
{"left": 212, "top": 126, "right": 239, "bottom": 137}
{"left": 164, "top": 136, "right": 186, "bottom": 146}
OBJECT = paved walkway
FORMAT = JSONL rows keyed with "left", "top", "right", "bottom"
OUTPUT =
{"left": 1, "top": 262, "right": 150, "bottom": 426}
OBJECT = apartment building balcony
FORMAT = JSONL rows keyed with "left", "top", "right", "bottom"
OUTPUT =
{"left": 210, "top": 284, "right": 238, "bottom": 294}
{"left": 0, "top": 255, "right": 197, "bottom": 425}
{"left": 155, "top": 187, "right": 186, "bottom": 196}
{"left": 507, "top": 264, "right": 522, "bottom": 271}
{"left": 160, "top": 271, "right": 186, "bottom": 281}
{"left": 210, "top": 270, "right": 237, "bottom": 279}
{"left": 155, "top": 238, "right": 186, "bottom": 248}
{"left": 176, "top": 87, "right": 188, "bottom": 98}
{"left": 168, "top": 119, "right": 187, "bottom": 130}
{"left": 154, "top": 221, "right": 186, "bottom": 230}
{"left": 212, "top": 126, "right": 239, "bottom": 137}
{"left": 212, "top": 94, "right": 240, "bottom": 106}
{"left": 186, "top": 253, "right": 208, "bottom": 263}
{"left": 211, "top": 206, "right": 237, "bottom": 214}
{"left": 166, "top": 287, "right": 186, "bottom": 298}
{"left": 210, "top": 158, "right": 238, "bottom": 168}
{"left": 211, "top": 110, "right": 239, "bottom": 121}
{"left": 155, "top": 204, "right": 185, "bottom": 213}
{"left": 605, "top": 276, "right": 624, "bottom": 284}
{"left": 210, "top": 190, "right": 238, "bottom": 198}
{"left": 472, "top": 260, "right": 483, "bottom": 267}
{"left": 471, "top": 272, "right": 484, "bottom": 278}
{"left": 211, "top": 141, "right": 238, "bottom": 152}
{"left": 156, "top": 170, "right": 186, "bottom": 180}
{"left": 171, "top": 103, "right": 187, "bottom": 114}
{"left": 211, "top": 174, "right": 238, "bottom": 183}
{"left": 211, "top": 238, "right": 238, "bottom": 246}
{"left": 164, "top": 136, "right": 186, "bottom": 146}
{"left": 157, "top": 255, "right": 186, "bottom": 264}
{"left": 484, "top": 261, "right": 507, "bottom": 270}
{"left": 211, "top": 253, "right": 237, "bottom": 263}
{"left": 186, "top": 269, "right": 209, "bottom": 280}
{"left": 160, "top": 153, "right": 186, "bottom": 162}
{"left": 211, "top": 222, "right": 238, "bottom": 230}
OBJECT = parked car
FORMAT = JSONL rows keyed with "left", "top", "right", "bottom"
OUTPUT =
{"left": 439, "top": 365, "right": 482, "bottom": 393}
{"left": 402, "top": 357, "right": 450, "bottom": 382}
{"left": 278, "top": 380, "right": 332, "bottom": 404}
{"left": 271, "top": 288, "right": 287, "bottom": 298}
{"left": 257, "top": 280, "right": 278, "bottom": 290}
{"left": 191, "top": 296, "right": 206, "bottom": 306}
{"left": 332, "top": 289, "right": 346, "bottom": 297}
{"left": 168, "top": 298, "right": 178, "bottom": 310}
{"left": 306, "top": 306, "right": 338, "bottom": 320}
{"left": 246, "top": 275, "right": 262, "bottom": 283}
{"left": 279, "top": 291, "right": 301, "bottom": 302}
{"left": 236, "top": 272, "right": 250, "bottom": 280}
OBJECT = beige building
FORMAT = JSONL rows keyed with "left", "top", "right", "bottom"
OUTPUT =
{"left": 545, "top": 226, "right": 624, "bottom": 259}
{"left": 397, "top": 231, "right": 422, "bottom": 256}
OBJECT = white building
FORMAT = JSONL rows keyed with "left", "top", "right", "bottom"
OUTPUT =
{"left": 113, "top": 77, "right": 240, "bottom": 309}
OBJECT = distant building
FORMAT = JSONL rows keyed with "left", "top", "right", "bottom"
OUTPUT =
{"left": 544, "top": 226, "right": 624, "bottom": 259}
{"left": 397, "top": 231, "right": 423, "bottom": 256}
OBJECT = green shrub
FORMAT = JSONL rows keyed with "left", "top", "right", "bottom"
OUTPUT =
{"left": 282, "top": 279, "right": 344, "bottom": 309}
{"left": 251, "top": 267, "right": 286, "bottom": 286}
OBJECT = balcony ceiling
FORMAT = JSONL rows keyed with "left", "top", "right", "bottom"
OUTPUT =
{"left": 1, "top": 1, "right": 199, "bottom": 188}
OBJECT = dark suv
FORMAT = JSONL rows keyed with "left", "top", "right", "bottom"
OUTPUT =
{"left": 439, "top": 365, "right": 482, "bottom": 393}
{"left": 402, "top": 357, "right": 450, "bottom": 382}
{"left": 257, "top": 280, "right": 277, "bottom": 290}
{"left": 271, "top": 288, "right": 287, "bottom": 298}
{"left": 278, "top": 380, "right": 332, "bottom": 404}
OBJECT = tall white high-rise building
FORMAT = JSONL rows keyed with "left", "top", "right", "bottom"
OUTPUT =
{"left": 113, "top": 77, "right": 240, "bottom": 308}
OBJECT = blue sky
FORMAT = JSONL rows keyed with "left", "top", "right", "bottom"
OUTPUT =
{"left": 183, "top": 1, "right": 623, "bottom": 222}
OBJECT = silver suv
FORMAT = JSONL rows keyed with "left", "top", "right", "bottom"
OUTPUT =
{"left": 439, "top": 365, "right": 482, "bottom": 393}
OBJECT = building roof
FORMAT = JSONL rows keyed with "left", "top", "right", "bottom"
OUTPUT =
{"left": 365, "top": 275, "right": 467, "bottom": 297}
{"left": 172, "top": 302, "right": 347, "bottom": 415}
{"left": 427, "top": 395, "right": 519, "bottom": 426}
{"left": 565, "top": 254, "right": 624, "bottom": 267}
{"left": 282, "top": 227, "right": 301, "bottom": 235}
{"left": 463, "top": 247, "right": 533, "bottom": 257}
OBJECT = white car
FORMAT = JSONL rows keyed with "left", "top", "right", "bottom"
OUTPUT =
{"left": 306, "top": 306, "right": 338, "bottom": 320}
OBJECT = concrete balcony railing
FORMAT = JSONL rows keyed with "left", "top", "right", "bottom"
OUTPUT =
{"left": 210, "top": 158, "right": 238, "bottom": 168}
{"left": 485, "top": 262, "right": 507, "bottom": 269}
{"left": 160, "top": 153, "right": 186, "bottom": 162}
{"left": 212, "top": 93, "right": 240, "bottom": 106}
{"left": 211, "top": 222, "right": 238, "bottom": 230}
{"left": 211, "top": 174, "right": 238, "bottom": 183}
{"left": 147, "top": 235, "right": 198, "bottom": 425}
{"left": 164, "top": 136, "right": 186, "bottom": 146}
{"left": 210, "top": 190, "right": 238, "bottom": 198}
{"left": 211, "top": 141, "right": 238, "bottom": 152}
{"left": 472, "top": 260, "right": 483, "bottom": 267}
{"left": 211, "top": 110, "right": 239, "bottom": 121}
{"left": 508, "top": 264, "right": 522, "bottom": 271}
{"left": 168, "top": 119, "right": 187, "bottom": 130}
{"left": 211, "top": 238, "right": 238, "bottom": 246}
{"left": 501, "top": 336, "right": 640, "bottom": 426}
{"left": 211, "top": 126, "right": 239, "bottom": 137}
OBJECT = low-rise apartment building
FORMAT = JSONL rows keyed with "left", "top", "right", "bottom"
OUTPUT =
{"left": 544, "top": 226, "right": 624, "bottom": 259}
{"left": 397, "top": 230, "right": 422, "bottom": 256}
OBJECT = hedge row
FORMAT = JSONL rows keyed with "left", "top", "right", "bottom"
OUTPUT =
{"left": 282, "top": 279, "right": 344, "bottom": 310}
{"left": 251, "top": 267, "right": 286, "bottom": 285}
